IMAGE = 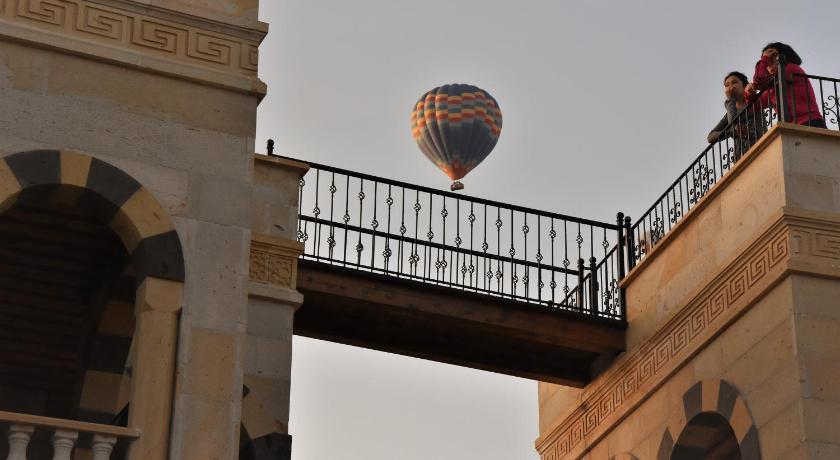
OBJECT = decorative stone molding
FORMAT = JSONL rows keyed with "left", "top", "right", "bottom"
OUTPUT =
{"left": 249, "top": 234, "right": 304, "bottom": 290}
{"left": 0, "top": 0, "right": 266, "bottom": 95}
{"left": 537, "top": 208, "right": 840, "bottom": 459}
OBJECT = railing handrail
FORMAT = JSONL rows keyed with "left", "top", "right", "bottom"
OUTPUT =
{"left": 275, "top": 154, "right": 619, "bottom": 230}
{"left": 632, "top": 87, "right": 774, "bottom": 232}
{"left": 0, "top": 410, "right": 140, "bottom": 438}
{"left": 792, "top": 72, "right": 840, "bottom": 83}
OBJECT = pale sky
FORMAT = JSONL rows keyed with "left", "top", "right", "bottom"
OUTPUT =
{"left": 255, "top": 1, "right": 840, "bottom": 459}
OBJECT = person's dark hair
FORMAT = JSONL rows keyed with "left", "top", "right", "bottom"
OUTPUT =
{"left": 762, "top": 42, "right": 802, "bottom": 65}
{"left": 724, "top": 71, "right": 749, "bottom": 86}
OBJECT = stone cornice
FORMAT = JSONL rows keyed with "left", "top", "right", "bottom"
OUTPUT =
{"left": 0, "top": 0, "right": 266, "bottom": 96}
{"left": 536, "top": 207, "right": 840, "bottom": 459}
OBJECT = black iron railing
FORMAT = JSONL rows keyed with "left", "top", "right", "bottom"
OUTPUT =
{"left": 274, "top": 152, "right": 628, "bottom": 321}
{"left": 271, "top": 61, "right": 839, "bottom": 321}
{"left": 627, "top": 61, "right": 840, "bottom": 267}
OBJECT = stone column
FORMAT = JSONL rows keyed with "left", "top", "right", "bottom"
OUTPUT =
{"left": 240, "top": 155, "right": 308, "bottom": 459}
{"left": 128, "top": 278, "right": 183, "bottom": 460}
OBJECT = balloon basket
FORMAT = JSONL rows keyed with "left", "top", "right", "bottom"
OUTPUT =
{"left": 450, "top": 181, "right": 464, "bottom": 191}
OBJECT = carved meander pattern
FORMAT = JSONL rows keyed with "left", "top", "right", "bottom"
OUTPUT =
{"left": 0, "top": 0, "right": 259, "bottom": 75}
{"left": 540, "top": 225, "right": 794, "bottom": 460}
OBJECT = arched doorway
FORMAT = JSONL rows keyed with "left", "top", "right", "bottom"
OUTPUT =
{"left": 0, "top": 149, "right": 185, "bottom": 460}
{"left": 671, "top": 412, "right": 741, "bottom": 459}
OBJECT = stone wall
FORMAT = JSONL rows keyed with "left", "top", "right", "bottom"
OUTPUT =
{"left": 0, "top": 0, "right": 267, "bottom": 457}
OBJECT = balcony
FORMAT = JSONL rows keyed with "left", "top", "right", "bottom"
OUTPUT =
{"left": 1, "top": 411, "right": 138, "bottom": 460}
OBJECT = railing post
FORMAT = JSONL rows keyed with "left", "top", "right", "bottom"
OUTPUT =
{"left": 616, "top": 212, "right": 626, "bottom": 280}
{"left": 624, "top": 216, "right": 635, "bottom": 270}
{"left": 7, "top": 424, "right": 34, "bottom": 460}
{"left": 588, "top": 256, "right": 598, "bottom": 314}
{"left": 51, "top": 430, "right": 78, "bottom": 460}
{"left": 777, "top": 54, "right": 788, "bottom": 123}
{"left": 576, "top": 258, "right": 585, "bottom": 309}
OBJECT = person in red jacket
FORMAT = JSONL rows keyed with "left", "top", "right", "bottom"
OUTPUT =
{"left": 745, "top": 42, "right": 826, "bottom": 128}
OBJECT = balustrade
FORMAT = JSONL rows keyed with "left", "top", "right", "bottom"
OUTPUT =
{"left": 1, "top": 411, "right": 137, "bottom": 460}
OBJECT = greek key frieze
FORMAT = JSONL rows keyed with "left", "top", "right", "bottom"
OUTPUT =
{"left": 1, "top": 0, "right": 260, "bottom": 76}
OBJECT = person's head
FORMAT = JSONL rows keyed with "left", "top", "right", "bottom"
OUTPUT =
{"left": 724, "top": 71, "right": 748, "bottom": 100}
{"left": 762, "top": 42, "right": 803, "bottom": 74}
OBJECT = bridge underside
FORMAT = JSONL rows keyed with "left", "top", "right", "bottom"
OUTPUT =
{"left": 294, "top": 260, "right": 626, "bottom": 386}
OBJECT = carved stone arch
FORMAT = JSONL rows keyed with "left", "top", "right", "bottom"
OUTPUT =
{"left": 658, "top": 379, "right": 760, "bottom": 460}
{"left": 0, "top": 149, "right": 185, "bottom": 460}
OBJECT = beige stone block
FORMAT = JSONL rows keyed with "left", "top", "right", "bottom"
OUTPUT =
{"left": 692, "top": 337, "right": 724, "bottom": 381}
{"left": 801, "top": 398, "right": 840, "bottom": 444}
{"left": 137, "top": 278, "right": 184, "bottom": 315}
{"left": 587, "top": 437, "right": 609, "bottom": 460}
{"left": 79, "top": 370, "right": 124, "bottom": 413}
{"left": 183, "top": 328, "right": 239, "bottom": 402}
{"left": 111, "top": 187, "right": 175, "bottom": 252}
{"left": 168, "top": 129, "right": 252, "bottom": 181}
{"left": 785, "top": 174, "right": 837, "bottom": 213}
{"left": 723, "top": 316, "right": 795, "bottom": 395}
{"left": 793, "top": 314, "right": 840, "bottom": 360}
{"left": 720, "top": 278, "right": 793, "bottom": 368}
{"left": 40, "top": 46, "right": 258, "bottom": 137}
{"left": 743, "top": 359, "right": 801, "bottom": 427}
{"left": 0, "top": 157, "right": 21, "bottom": 210}
{"left": 805, "top": 441, "right": 840, "bottom": 459}
{"left": 189, "top": 173, "right": 251, "bottom": 226}
{"left": 791, "top": 275, "right": 840, "bottom": 319}
{"left": 176, "top": 395, "right": 239, "bottom": 460}
{"left": 59, "top": 149, "right": 91, "bottom": 187}
{"left": 246, "top": 296, "right": 295, "bottom": 340}
{"left": 252, "top": 337, "right": 292, "bottom": 381}
{"left": 629, "top": 383, "right": 670, "bottom": 443}
{"left": 666, "top": 364, "right": 695, "bottom": 412}
{"left": 538, "top": 384, "right": 582, "bottom": 434}
{"left": 799, "top": 357, "right": 840, "bottom": 401}
{"left": 182, "top": 221, "right": 249, "bottom": 331}
{"left": 757, "top": 401, "right": 804, "bottom": 460}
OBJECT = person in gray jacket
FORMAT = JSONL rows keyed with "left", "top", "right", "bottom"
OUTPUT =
{"left": 707, "top": 71, "right": 766, "bottom": 162}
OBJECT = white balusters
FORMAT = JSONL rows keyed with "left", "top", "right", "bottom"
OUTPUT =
{"left": 6, "top": 424, "right": 34, "bottom": 460}
{"left": 91, "top": 434, "right": 117, "bottom": 460}
{"left": 50, "top": 430, "right": 77, "bottom": 460}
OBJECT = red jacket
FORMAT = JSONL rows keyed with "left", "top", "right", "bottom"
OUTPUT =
{"left": 747, "top": 54, "right": 823, "bottom": 125}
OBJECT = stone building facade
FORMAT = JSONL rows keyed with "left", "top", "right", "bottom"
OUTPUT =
{"left": 0, "top": 1, "right": 305, "bottom": 459}
{"left": 537, "top": 126, "right": 840, "bottom": 459}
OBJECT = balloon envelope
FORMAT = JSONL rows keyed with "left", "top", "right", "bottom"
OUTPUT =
{"left": 410, "top": 84, "right": 502, "bottom": 181}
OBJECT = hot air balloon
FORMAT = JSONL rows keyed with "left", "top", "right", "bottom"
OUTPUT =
{"left": 410, "top": 84, "right": 502, "bottom": 191}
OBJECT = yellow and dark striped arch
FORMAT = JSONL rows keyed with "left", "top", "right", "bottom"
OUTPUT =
{"left": 658, "top": 379, "right": 760, "bottom": 460}
{"left": 0, "top": 149, "right": 184, "bottom": 283}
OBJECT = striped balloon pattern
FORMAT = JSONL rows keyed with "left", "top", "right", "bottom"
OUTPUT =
{"left": 410, "top": 84, "right": 502, "bottom": 181}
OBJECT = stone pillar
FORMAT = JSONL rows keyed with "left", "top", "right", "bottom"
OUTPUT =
{"left": 128, "top": 278, "right": 182, "bottom": 460}
{"left": 239, "top": 155, "right": 308, "bottom": 459}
